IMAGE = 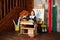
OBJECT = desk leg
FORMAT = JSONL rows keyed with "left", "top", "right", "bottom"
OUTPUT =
{"left": 28, "top": 29, "right": 34, "bottom": 37}
{"left": 20, "top": 29, "right": 23, "bottom": 34}
{"left": 34, "top": 24, "right": 37, "bottom": 35}
{"left": 20, "top": 25, "right": 23, "bottom": 34}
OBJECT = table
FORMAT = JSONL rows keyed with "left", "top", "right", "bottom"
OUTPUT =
{"left": 20, "top": 21, "right": 37, "bottom": 37}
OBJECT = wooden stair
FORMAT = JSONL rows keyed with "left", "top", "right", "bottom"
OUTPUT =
{"left": 0, "top": 7, "right": 22, "bottom": 32}
{"left": 0, "top": 0, "right": 34, "bottom": 32}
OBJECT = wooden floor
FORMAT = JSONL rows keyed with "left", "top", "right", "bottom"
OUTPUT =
{"left": 0, "top": 32, "right": 60, "bottom": 40}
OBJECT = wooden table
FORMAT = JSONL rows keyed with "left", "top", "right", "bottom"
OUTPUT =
{"left": 20, "top": 21, "right": 37, "bottom": 37}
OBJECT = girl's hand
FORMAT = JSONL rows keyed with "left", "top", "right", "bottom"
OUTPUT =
{"left": 29, "top": 20, "right": 34, "bottom": 22}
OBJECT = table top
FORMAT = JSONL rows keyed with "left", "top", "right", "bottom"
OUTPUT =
{"left": 20, "top": 21, "right": 34, "bottom": 25}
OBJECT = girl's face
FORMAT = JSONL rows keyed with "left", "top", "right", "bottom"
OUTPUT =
{"left": 31, "top": 11, "right": 34, "bottom": 16}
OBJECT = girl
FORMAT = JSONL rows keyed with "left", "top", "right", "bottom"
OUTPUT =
{"left": 28, "top": 10, "right": 36, "bottom": 22}
{"left": 27, "top": 10, "right": 37, "bottom": 28}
